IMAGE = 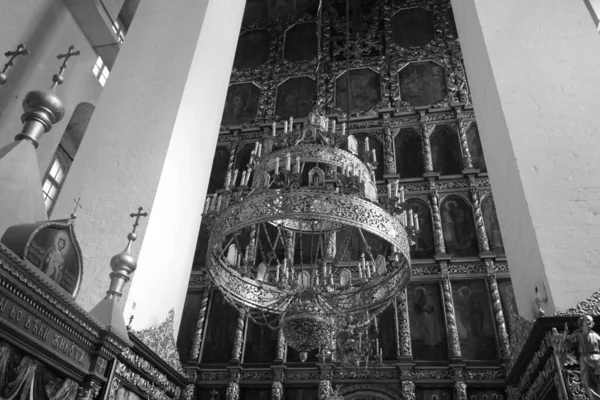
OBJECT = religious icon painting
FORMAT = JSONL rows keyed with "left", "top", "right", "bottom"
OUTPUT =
{"left": 407, "top": 283, "right": 448, "bottom": 361}
{"left": 1, "top": 218, "right": 83, "bottom": 297}
{"left": 416, "top": 388, "right": 452, "bottom": 400}
{"left": 451, "top": 280, "right": 499, "bottom": 360}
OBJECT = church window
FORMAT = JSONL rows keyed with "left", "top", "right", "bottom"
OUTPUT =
{"left": 42, "top": 157, "right": 65, "bottom": 212}
{"left": 92, "top": 56, "right": 110, "bottom": 86}
{"left": 42, "top": 102, "right": 95, "bottom": 215}
{"left": 111, "top": 19, "right": 125, "bottom": 43}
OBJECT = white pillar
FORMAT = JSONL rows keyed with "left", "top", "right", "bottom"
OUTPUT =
{"left": 451, "top": 0, "right": 600, "bottom": 319}
{"left": 53, "top": 0, "right": 246, "bottom": 332}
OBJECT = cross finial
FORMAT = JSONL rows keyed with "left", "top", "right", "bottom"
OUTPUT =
{"left": 0, "top": 44, "right": 29, "bottom": 85}
{"left": 51, "top": 45, "right": 80, "bottom": 89}
{"left": 71, "top": 197, "right": 82, "bottom": 218}
{"left": 130, "top": 206, "right": 148, "bottom": 234}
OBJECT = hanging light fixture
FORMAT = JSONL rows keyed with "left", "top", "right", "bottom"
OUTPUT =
{"left": 201, "top": 0, "right": 416, "bottom": 362}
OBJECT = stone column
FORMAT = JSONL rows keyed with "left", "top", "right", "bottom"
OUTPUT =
{"left": 485, "top": 260, "right": 511, "bottom": 360}
{"left": 51, "top": 0, "right": 247, "bottom": 332}
{"left": 395, "top": 290, "right": 412, "bottom": 361}
{"left": 189, "top": 289, "right": 210, "bottom": 361}
{"left": 451, "top": 0, "right": 600, "bottom": 318}
{"left": 231, "top": 310, "right": 246, "bottom": 362}
{"left": 441, "top": 263, "right": 462, "bottom": 360}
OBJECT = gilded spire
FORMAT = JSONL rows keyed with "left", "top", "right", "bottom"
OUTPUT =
{"left": 15, "top": 45, "right": 80, "bottom": 147}
{"left": 0, "top": 44, "right": 29, "bottom": 85}
{"left": 105, "top": 207, "right": 148, "bottom": 299}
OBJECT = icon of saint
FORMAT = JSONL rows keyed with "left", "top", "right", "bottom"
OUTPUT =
{"left": 40, "top": 235, "right": 67, "bottom": 284}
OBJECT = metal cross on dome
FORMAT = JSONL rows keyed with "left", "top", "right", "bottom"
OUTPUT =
{"left": 130, "top": 206, "right": 148, "bottom": 234}
{"left": 51, "top": 45, "right": 80, "bottom": 89}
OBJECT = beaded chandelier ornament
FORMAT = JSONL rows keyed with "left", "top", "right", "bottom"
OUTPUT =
{"left": 202, "top": 0, "right": 418, "bottom": 361}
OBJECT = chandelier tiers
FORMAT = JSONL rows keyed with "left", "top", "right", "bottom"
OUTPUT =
{"left": 202, "top": 110, "right": 417, "bottom": 358}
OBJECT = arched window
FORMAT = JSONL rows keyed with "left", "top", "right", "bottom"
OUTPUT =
{"left": 395, "top": 129, "right": 424, "bottom": 179}
{"left": 440, "top": 196, "right": 479, "bottom": 257}
{"left": 406, "top": 199, "right": 434, "bottom": 259}
{"left": 430, "top": 127, "right": 462, "bottom": 175}
{"left": 42, "top": 102, "right": 95, "bottom": 215}
{"left": 354, "top": 133, "right": 384, "bottom": 180}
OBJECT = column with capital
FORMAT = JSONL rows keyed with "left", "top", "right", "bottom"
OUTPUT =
{"left": 430, "top": 191, "right": 446, "bottom": 255}
{"left": 226, "top": 368, "right": 241, "bottom": 400}
{"left": 441, "top": 263, "right": 462, "bottom": 360}
{"left": 317, "top": 364, "right": 334, "bottom": 400}
{"left": 189, "top": 289, "right": 211, "bottom": 361}
{"left": 470, "top": 189, "right": 490, "bottom": 253}
{"left": 395, "top": 290, "right": 412, "bottom": 361}
{"left": 419, "top": 111, "right": 434, "bottom": 173}
{"left": 455, "top": 109, "right": 474, "bottom": 170}
{"left": 231, "top": 310, "right": 246, "bottom": 362}
{"left": 485, "top": 260, "right": 510, "bottom": 359}
{"left": 271, "top": 367, "right": 284, "bottom": 400}
{"left": 453, "top": 370, "right": 468, "bottom": 400}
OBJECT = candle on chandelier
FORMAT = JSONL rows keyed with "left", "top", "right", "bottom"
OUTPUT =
{"left": 275, "top": 157, "right": 280, "bottom": 175}
{"left": 257, "top": 143, "right": 262, "bottom": 157}
{"left": 331, "top": 120, "right": 336, "bottom": 133}
{"left": 352, "top": 163, "right": 356, "bottom": 176}
{"left": 342, "top": 123, "right": 346, "bottom": 135}
{"left": 387, "top": 183, "right": 392, "bottom": 198}
{"left": 244, "top": 245, "right": 250, "bottom": 264}
{"left": 394, "top": 181, "right": 399, "bottom": 198}
{"left": 325, "top": 119, "right": 329, "bottom": 131}
{"left": 216, "top": 194, "right": 223, "bottom": 212}
{"left": 286, "top": 153, "right": 291, "bottom": 171}
{"left": 414, "top": 213, "right": 420, "bottom": 231}
{"left": 284, "top": 121, "right": 288, "bottom": 133}
{"left": 204, "top": 196, "right": 211, "bottom": 213}
{"left": 371, "top": 171, "right": 376, "bottom": 183}
{"left": 275, "top": 263, "right": 280, "bottom": 281}
{"left": 240, "top": 170, "right": 247, "bottom": 186}
{"left": 232, "top": 169, "right": 239, "bottom": 186}
{"left": 284, "top": 259, "right": 289, "bottom": 280}
{"left": 224, "top": 172, "right": 231, "bottom": 188}
{"left": 400, "top": 185, "right": 405, "bottom": 203}
{"left": 296, "top": 156, "right": 301, "bottom": 173}
{"left": 244, "top": 168, "right": 252, "bottom": 186}
{"left": 289, "top": 116, "right": 294, "bottom": 130}
{"left": 365, "top": 137, "right": 370, "bottom": 152}
{"left": 374, "top": 316, "right": 378, "bottom": 330}
{"left": 358, "top": 261, "right": 364, "bottom": 278}
{"left": 272, "top": 121, "right": 277, "bottom": 136}
{"left": 371, "top": 149, "right": 376, "bottom": 162}
{"left": 408, "top": 209, "right": 414, "bottom": 227}
{"left": 365, "top": 261, "right": 371, "bottom": 278}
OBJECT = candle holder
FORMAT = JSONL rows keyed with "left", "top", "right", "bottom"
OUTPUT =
{"left": 272, "top": 168, "right": 302, "bottom": 190}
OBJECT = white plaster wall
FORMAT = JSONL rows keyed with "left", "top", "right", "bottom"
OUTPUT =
{"left": 451, "top": 0, "right": 600, "bottom": 319}
{"left": 53, "top": 0, "right": 245, "bottom": 335}
{"left": 0, "top": 0, "right": 103, "bottom": 175}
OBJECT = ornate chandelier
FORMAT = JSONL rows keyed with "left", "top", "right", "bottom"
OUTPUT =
{"left": 202, "top": 111, "right": 414, "bottom": 360}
